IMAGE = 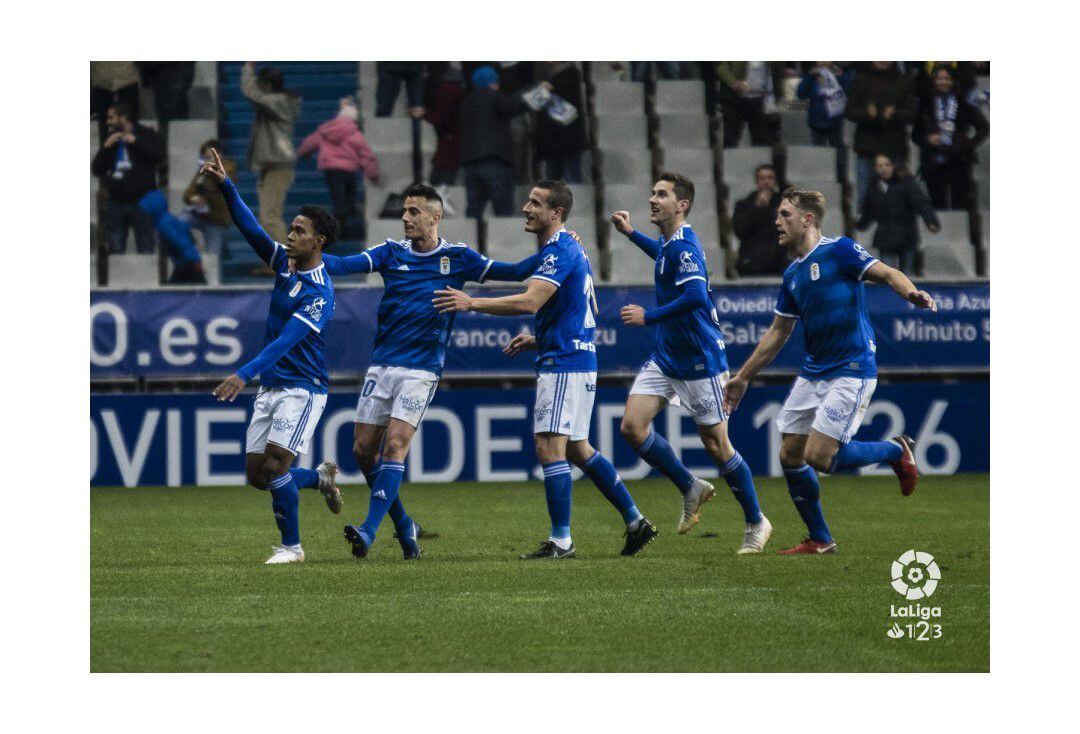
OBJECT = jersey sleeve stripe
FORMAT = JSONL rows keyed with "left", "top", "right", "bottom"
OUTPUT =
{"left": 858, "top": 258, "right": 879, "bottom": 280}
{"left": 674, "top": 274, "right": 708, "bottom": 286}
{"left": 477, "top": 258, "right": 494, "bottom": 283}
{"left": 270, "top": 242, "right": 285, "bottom": 269}
{"left": 291, "top": 312, "right": 321, "bottom": 333}
{"left": 361, "top": 251, "right": 374, "bottom": 274}
{"left": 774, "top": 309, "right": 799, "bottom": 319}
{"left": 529, "top": 274, "right": 562, "bottom": 287}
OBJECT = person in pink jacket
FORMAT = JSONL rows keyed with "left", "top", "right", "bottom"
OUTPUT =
{"left": 297, "top": 99, "right": 380, "bottom": 241}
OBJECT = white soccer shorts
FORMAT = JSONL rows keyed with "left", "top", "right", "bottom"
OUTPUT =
{"left": 533, "top": 371, "right": 597, "bottom": 440}
{"left": 775, "top": 376, "right": 878, "bottom": 443}
{"left": 629, "top": 360, "right": 729, "bottom": 426}
{"left": 246, "top": 386, "right": 328, "bottom": 456}
{"left": 354, "top": 365, "right": 440, "bottom": 428}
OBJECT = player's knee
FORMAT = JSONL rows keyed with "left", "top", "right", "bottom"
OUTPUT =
{"left": 779, "top": 446, "right": 805, "bottom": 468}
{"left": 566, "top": 441, "right": 593, "bottom": 466}
{"left": 258, "top": 454, "right": 288, "bottom": 488}
{"left": 701, "top": 432, "right": 734, "bottom": 464}
{"left": 247, "top": 467, "right": 269, "bottom": 490}
{"left": 353, "top": 442, "right": 378, "bottom": 473}
{"left": 381, "top": 434, "right": 411, "bottom": 462}
{"left": 805, "top": 448, "right": 834, "bottom": 474}
{"left": 620, "top": 417, "right": 648, "bottom": 447}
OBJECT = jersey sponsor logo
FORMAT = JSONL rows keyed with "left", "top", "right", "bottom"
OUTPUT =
{"left": 305, "top": 297, "right": 327, "bottom": 322}
{"left": 399, "top": 395, "right": 426, "bottom": 414}
{"left": 289, "top": 281, "right": 303, "bottom": 298}
{"left": 534, "top": 404, "right": 552, "bottom": 423}
{"left": 272, "top": 416, "right": 296, "bottom": 433}
{"left": 688, "top": 398, "right": 715, "bottom": 416}
{"left": 539, "top": 253, "right": 559, "bottom": 275}
{"left": 810, "top": 263, "right": 821, "bottom": 281}
{"left": 679, "top": 250, "right": 699, "bottom": 274}
{"left": 572, "top": 339, "right": 596, "bottom": 353}
{"left": 853, "top": 243, "right": 872, "bottom": 261}
{"left": 440, "top": 256, "right": 451, "bottom": 275}
{"left": 585, "top": 383, "right": 596, "bottom": 392}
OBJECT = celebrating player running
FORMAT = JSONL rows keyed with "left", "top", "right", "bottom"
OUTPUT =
{"left": 723, "top": 188, "right": 935, "bottom": 555}
{"left": 435, "top": 180, "right": 658, "bottom": 559}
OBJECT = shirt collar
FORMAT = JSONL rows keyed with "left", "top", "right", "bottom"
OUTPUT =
{"left": 544, "top": 228, "right": 568, "bottom": 246}
{"left": 660, "top": 224, "right": 688, "bottom": 248}
{"left": 407, "top": 238, "right": 448, "bottom": 256}
{"left": 298, "top": 262, "right": 325, "bottom": 275}
{"left": 794, "top": 236, "right": 831, "bottom": 263}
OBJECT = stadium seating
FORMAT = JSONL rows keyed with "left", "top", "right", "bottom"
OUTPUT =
{"left": 593, "top": 82, "right": 645, "bottom": 115}
{"left": 593, "top": 114, "right": 649, "bottom": 150}
{"left": 588, "top": 62, "right": 630, "bottom": 83}
{"left": 362, "top": 117, "right": 436, "bottom": 153}
{"left": 654, "top": 80, "right": 706, "bottom": 115}
{"left": 721, "top": 147, "right": 774, "bottom": 191}
{"left": 780, "top": 109, "right": 813, "bottom": 145}
{"left": 661, "top": 148, "right": 715, "bottom": 184}
{"left": 919, "top": 212, "right": 976, "bottom": 277}
{"left": 599, "top": 148, "right": 653, "bottom": 185}
{"left": 107, "top": 254, "right": 159, "bottom": 287}
{"left": 656, "top": 113, "right": 710, "bottom": 151}
{"left": 785, "top": 145, "right": 839, "bottom": 183}
{"left": 437, "top": 218, "right": 480, "bottom": 248}
{"left": 485, "top": 218, "right": 541, "bottom": 263}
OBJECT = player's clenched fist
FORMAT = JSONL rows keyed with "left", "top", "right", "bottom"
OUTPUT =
{"left": 213, "top": 374, "right": 246, "bottom": 402}
{"left": 609, "top": 211, "right": 633, "bottom": 236}
{"left": 722, "top": 374, "right": 749, "bottom": 415}
{"left": 621, "top": 304, "right": 646, "bottom": 326}
{"left": 503, "top": 333, "right": 537, "bottom": 357}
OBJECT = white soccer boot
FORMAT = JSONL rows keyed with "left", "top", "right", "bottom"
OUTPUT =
{"left": 677, "top": 477, "right": 716, "bottom": 534}
{"left": 265, "top": 545, "right": 305, "bottom": 564}
{"left": 736, "top": 514, "right": 773, "bottom": 555}
{"left": 316, "top": 461, "right": 343, "bottom": 514}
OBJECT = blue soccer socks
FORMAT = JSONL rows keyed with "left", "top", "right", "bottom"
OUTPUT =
{"left": 357, "top": 461, "right": 406, "bottom": 544}
{"left": 636, "top": 430, "right": 695, "bottom": 493}
{"left": 581, "top": 451, "right": 643, "bottom": 526}
{"left": 268, "top": 472, "right": 301, "bottom": 546}
{"left": 363, "top": 465, "right": 413, "bottom": 537}
{"left": 783, "top": 464, "right": 832, "bottom": 543}
{"left": 719, "top": 452, "right": 762, "bottom": 524}
{"left": 289, "top": 467, "right": 319, "bottom": 489}
{"left": 830, "top": 440, "right": 904, "bottom": 472}
{"left": 542, "top": 461, "right": 574, "bottom": 541}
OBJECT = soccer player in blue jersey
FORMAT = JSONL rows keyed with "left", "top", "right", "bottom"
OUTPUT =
{"left": 434, "top": 180, "right": 657, "bottom": 559}
{"left": 323, "top": 184, "right": 537, "bottom": 560}
{"left": 609, "top": 172, "right": 771, "bottom": 554}
{"left": 722, "top": 188, "right": 935, "bottom": 554}
{"left": 201, "top": 148, "right": 343, "bottom": 565}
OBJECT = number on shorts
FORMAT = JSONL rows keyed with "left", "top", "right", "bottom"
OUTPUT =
{"left": 362, "top": 379, "right": 376, "bottom": 397}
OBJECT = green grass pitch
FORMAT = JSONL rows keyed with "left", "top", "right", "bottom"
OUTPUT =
{"left": 91, "top": 474, "right": 989, "bottom": 672}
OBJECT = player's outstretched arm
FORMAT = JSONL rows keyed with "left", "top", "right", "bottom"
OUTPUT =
{"left": 321, "top": 251, "right": 377, "bottom": 277}
{"left": 610, "top": 211, "right": 661, "bottom": 258}
{"left": 201, "top": 148, "right": 277, "bottom": 265}
{"left": 624, "top": 278, "right": 710, "bottom": 326}
{"left": 863, "top": 261, "right": 937, "bottom": 311}
{"left": 213, "top": 318, "right": 312, "bottom": 402}
{"left": 723, "top": 315, "right": 797, "bottom": 414}
{"left": 484, "top": 253, "right": 542, "bottom": 282}
{"left": 433, "top": 278, "right": 557, "bottom": 316}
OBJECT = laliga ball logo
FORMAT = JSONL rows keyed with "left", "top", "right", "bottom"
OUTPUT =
{"left": 891, "top": 549, "right": 941, "bottom": 600}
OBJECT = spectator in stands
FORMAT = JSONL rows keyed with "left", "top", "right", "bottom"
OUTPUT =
{"left": 179, "top": 140, "right": 238, "bottom": 257}
{"left": 497, "top": 62, "right": 537, "bottom": 184}
{"left": 912, "top": 65, "right": 990, "bottom": 211}
{"left": 91, "top": 62, "right": 140, "bottom": 145}
{"left": 732, "top": 164, "right": 791, "bottom": 276}
{"left": 797, "top": 62, "right": 854, "bottom": 183}
{"left": 91, "top": 103, "right": 164, "bottom": 254}
{"left": 137, "top": 62, "right": 195, "bottom": 142}
{"left": 297, "top": 99, "right": 380, "bottom": 242}
{"left": 423, "top": 63, "right": 465, "bottom": 186}
{"left": 845, "top": 61, "right": 918, "bottom": 211}
{"left": 714, "top": 61, "right": 785, "bottom": 149}
{"left": 631, "top": 61, "right": 681, "bottom": 82}
{"left": 913, "top": 61, "right": 987, "bottom": 109}
{"left": 856, "top": 153, "right": 940, "bottom": 273}
{"left": 375, "top": 62, "right": 427, "bottom": 118}
{"left": 241, "top": 62, "right": 300, "bottom": 244}
{"left": 534, "top": 62, "right": 587, "bottom": 183}
{"left": 459, "top": 65, "right": 529, "bottom": 218}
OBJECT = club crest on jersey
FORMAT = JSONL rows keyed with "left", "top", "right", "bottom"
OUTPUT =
{"left": 540, "top": 253, "right": 559, "bottom": 275}
{"left": 305, "top": 296, "right": 326, "bottom": 321}
{"left": 440, "top": 255, "right": 451, "bottom": 275}
{"left": 289, "top": 281, "right": 303, "bottom": 297}
{"left": 810, "top": 263, "right": 821, "bottom": 281}
{"left": 679, "top": 250, "right": 699, "bottom": 274}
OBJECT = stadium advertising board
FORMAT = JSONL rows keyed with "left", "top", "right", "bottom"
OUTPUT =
{"left": 90, "top": 382, "right": 989, "bottom": 487}
{"left": 90, "top": 282, "right": 989, "bottom": 379}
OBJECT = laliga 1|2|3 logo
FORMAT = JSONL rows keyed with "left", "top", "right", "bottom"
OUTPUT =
{"left": 885, "top": 549, "right": 944, "bottom": 641}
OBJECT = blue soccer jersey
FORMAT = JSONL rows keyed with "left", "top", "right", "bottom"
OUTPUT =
{"left": 259, "top": 243, "right": 336, "bottom": 393}
{"left": 774, "top": 235, "right": 879, "bottom": 380}
{"left": 650, "top": 225, "right": 728, "bottom": 380}
{"left": 529, "top": 229, "right": 597, "bottom": 374}
{"left": 328, "top": 238, "right": 494, "bottom": 376}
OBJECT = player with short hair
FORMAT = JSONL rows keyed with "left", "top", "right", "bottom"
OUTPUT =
{"left": 722, "top": 188, "right": 935, "bottom": 554}
{"left": 610, "top": 172, "right": 771, "bottom": 554}
{"left": 435, "top": 180, "right": 658, "bottom": 559}
{"left": 202, "top": 148, "right": 343, "bottom": 565}
{"left": 324, "top": 184, "right": 537, "bottom": 560}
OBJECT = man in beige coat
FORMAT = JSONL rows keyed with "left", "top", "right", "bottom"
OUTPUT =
{"left": 241, "top": 61, "right": 300, "bottom": 243}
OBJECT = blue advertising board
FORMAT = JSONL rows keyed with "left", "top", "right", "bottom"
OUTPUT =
{"left": 90, "top": 382, "right": 989, "bottom": 487}
{"left": 90, "top": 282, "right": 989, "bottom": 380}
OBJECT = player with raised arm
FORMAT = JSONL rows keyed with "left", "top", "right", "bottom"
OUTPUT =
{"left": 202, "top": 148, "right": 342, "bottom": 565}
{"left": 329, "top": 184, "right": 538, "bottom": 560}
{"left": 434, "top": 180, "right": 658, "bottom": 559}
{"left": 722, "top": 188, "right": 935, "bottom": 555}
{"left": 609, "top": 172, "right": 771, "bottom": 554}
